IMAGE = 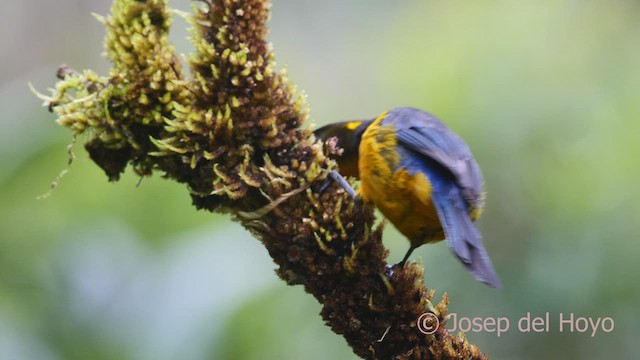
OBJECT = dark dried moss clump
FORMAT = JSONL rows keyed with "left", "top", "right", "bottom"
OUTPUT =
{"left": 36, "top": 0, "right": 487, "bottom": 358}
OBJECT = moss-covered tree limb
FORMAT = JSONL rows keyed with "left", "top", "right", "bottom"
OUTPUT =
{"left": 36, "top": 0, "right": 487, "bottom": 358}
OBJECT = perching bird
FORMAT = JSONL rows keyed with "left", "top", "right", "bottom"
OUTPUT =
{"left": 314, "top": 107, "right": 501, "bottom": 287}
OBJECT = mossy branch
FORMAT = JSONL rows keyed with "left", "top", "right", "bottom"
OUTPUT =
{"left": 36, "top": 0, "right": 487, "bottom": 358}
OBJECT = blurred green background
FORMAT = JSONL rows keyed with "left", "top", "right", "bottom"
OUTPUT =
{"left": 1, "top": 0, "right": 639, "bottom": 359}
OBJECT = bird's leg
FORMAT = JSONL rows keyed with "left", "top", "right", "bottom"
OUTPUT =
{"left": 329, "top": 170, "right": 358, "bottom": 199}
{"left": 318, "top": 170, "right": 359, "bottom": 200}
{"left": 398, "top": 244, "right": 418, "bottom": 266}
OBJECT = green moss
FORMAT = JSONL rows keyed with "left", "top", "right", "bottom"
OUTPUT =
{"left": 36, "top": 1, "right": 486, "bottom": 358}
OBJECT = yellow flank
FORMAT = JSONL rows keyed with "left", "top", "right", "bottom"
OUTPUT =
{"left": 358, "top": 112, "right": 443, "bottom": 248}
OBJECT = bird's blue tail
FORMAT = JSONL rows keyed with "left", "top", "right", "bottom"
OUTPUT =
{"left": 421, "top": 160, "right": 502, "bottom": 288}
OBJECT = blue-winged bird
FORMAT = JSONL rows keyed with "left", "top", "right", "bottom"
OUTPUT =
{"left": 315, "top": 107, "right": 501, "bottom": 287}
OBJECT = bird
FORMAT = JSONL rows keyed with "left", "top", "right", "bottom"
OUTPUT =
{"left": 314, "top": 107, "right": 501, "bottom": 287}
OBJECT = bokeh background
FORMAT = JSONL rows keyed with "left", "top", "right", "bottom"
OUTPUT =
{"left": 1, "top": 0, "right": 639, "bottom": 359}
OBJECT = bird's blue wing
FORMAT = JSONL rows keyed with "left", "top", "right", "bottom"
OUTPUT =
{"left": 384, "top": 107, "right": 484, "bottom": 209}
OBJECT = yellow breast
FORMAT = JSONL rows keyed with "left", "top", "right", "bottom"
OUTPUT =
{"left": 358, "top": 114, "right": 444, "bottom": 246}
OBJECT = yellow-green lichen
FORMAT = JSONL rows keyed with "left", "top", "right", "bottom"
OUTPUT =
{"left": 37, "top": 1, "right": 488, "bottom": 358}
